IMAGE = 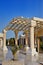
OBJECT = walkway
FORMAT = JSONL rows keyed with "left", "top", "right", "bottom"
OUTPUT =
{"left": 0, "top": 48, "right": 4, "bottom": 65}
{"left": 0, "top": 48, "right": 43, "bottom": 65}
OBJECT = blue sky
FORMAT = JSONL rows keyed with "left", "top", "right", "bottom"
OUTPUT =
{"left": 0, "top": 0, "right": 43, "bottom": 38}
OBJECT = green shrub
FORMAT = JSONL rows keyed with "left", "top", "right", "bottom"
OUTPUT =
{"left": 11, "top": 45, "right": 19, "bottom": 56}
{"left": 40, "top": 42, "right": 43, "bottom": 50}
{"left": 19, "top": 44, "right": 23, "bottom": 49}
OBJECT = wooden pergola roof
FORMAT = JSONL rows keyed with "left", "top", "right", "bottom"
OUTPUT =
{"left": 4, "top": 17, "right": 43, "bottom": 32}
{"left": 4, "top": 17, "right": 31, "bottom": 31}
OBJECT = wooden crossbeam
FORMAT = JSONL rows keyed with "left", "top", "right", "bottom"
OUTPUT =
{"left": 4, "top": 17, "right": 43, "bottom": 32}
{"left": 4, "top": 17, "right": 31, "bottom": 31}
{"left": 11, "top": 20, "right": 27, "bottom": 31}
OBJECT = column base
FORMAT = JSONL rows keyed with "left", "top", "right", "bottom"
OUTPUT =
{"left": 31, "top": 48, "right": 38, "bottom": 56}
{"left": 3, "top": 46, "right": 8, "bottom": 51}
{"left": 25, "top": 46, "right": 29, "bottom": 51}
{"left": 27, "top": 48, "right": 38, "bottom": 56}
{"left": 26, "top": 48, "right": 38, "bottom": 61}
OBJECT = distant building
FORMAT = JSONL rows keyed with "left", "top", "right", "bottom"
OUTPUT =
{"left": 19, "top": 34, "right": 30, "bottom": 47}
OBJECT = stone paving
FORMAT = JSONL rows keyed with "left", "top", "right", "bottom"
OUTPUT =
{"left": 0, "top": 48, "right": 43, "bottom": 65}
{"left": 2, "top": 60, "right": 24, "bottom": 65}
{"left": 0, "top": 48, "right": 4, "bottom": 65}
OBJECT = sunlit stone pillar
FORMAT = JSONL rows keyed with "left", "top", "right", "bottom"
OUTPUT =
{"left": 15, "top": 30, "right": 18, "bottom": 46}
{"left": 1, "top": 39, "right": 3, "bottom": 48}
{"left": 30, "top": 27, "right": 34, "bottom": 54}
{"left": 3, "top": 29, "right": 8, "bottom": 51}
{"left": 24, "top": 31, "right": 29, "bottom": 51}
{"left": 30, "top": 20, "right": 38, "bottom": 56}
{"left": 8, "top": 40, "right": 9, "bottom": 45}
{"left": 0, "top": 39, "right": 2, "bottom": 48}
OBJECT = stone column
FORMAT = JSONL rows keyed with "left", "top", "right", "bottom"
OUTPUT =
{"left": 3, "top": 29, "right": 8, "bottom": 51}
{"left": 21, "top": 38, "right": 22, "bottom": 44}
{"left": 37, "top": 38, "right": 40, "bottom": 53}
{"left": 15, "top": 30, "right": 18, "bottom": 46}
{"left": 30, "top": 20, "right": 38, "bottom": 56}
{"left": 25, "top": 31, "right": 28, "bottom": 46}
{"left": 8, "top": 40, "right": 9, "bottom": 45}
{"left": 1, "top": 39, "right": 3, "bottom": 48}
{"left": 30, "top": 27, "right": 34, "bottom": 50}
{"left": 24, "top": 31, "right": 29, "bottom": 51}
{"left": 4, "top": 31, "right": 6, "bottom": 47}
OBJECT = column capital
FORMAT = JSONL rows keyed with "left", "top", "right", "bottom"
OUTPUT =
{"left": 30, "top": 20, "right": 36, "bottom": 27}
{"left": 3, "top": 29, "right": 7, "bottom": 33}
{"left": 14, "top": 30, "right": 19, "bottom": 34}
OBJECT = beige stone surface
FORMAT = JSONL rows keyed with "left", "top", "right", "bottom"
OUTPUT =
{"left": 0, "top": 33, "right": 3, "bottom": 37}
{"left": 2, "top": 60, "right": 24, "bottom": 65}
